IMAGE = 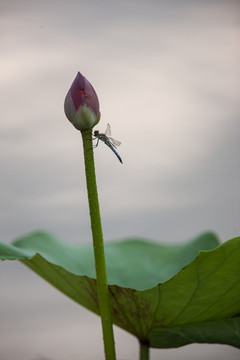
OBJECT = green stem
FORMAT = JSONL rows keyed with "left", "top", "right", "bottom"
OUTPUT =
{"left": 139, "top": 341, "right": 150, "bottom": 360}
{"left": 81, "top": 129, "right": 116, "bottom": 360}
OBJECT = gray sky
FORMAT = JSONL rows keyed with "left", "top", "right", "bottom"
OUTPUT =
{"left": 0, "top": 0, "right": 240, "bottom": 359}
{"left": 0, "top": 0, "right": 239, "bottom": 244}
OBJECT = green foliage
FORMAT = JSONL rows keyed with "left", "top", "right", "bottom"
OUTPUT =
{"left": 1, "top": 231, "right": 240, "bottom": 348}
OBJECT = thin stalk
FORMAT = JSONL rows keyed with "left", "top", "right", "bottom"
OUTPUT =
{"left": 81, "top": 129, "right": 116, "bottom": 360}
{"left": 139, "top": 341, "right": 150, "bottom": 360}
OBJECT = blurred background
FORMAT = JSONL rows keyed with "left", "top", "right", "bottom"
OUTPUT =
{"left": 0, "top": 0, "right": 239, "bottom": 359}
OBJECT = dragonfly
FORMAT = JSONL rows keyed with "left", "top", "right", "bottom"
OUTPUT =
{"left": 93, "top": 123, "right": 123, "bottom": 164}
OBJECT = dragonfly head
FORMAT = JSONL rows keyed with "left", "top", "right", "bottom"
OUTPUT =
{"left": 93, "top": 130, "right": 99, "bottom": 136}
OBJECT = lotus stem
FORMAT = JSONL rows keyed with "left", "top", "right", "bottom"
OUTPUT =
{"left": 81, "top": 129, "right": 116, "bottom": 360}
{"left": 139, "top": 340, "right": 150, "bottom": 360}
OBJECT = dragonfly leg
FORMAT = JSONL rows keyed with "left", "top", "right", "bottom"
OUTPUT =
{"left": 93, "top": 138, "right": 99, "bottom": 148}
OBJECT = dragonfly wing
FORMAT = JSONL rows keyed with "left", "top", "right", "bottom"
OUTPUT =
{"left": 109, "top": 137, "right": 121, "bottom": 147}
{"left": 105, "top": 123, "right": 111, "bottom": 137}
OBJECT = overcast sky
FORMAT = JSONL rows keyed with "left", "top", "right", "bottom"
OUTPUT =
{"left": 0, "top": 0, "right": 240, "bottom": 359}
{"left": 1, "top": 0, "right": 240, "bottom": 245}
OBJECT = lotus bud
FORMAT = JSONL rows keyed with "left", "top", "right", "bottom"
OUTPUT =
{"left": 64, "top": 72, "right": 100, "bottom": 131}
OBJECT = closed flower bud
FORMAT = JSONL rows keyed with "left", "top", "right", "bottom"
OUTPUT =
{"left": 64, "top": 72, "right": 100, "bottom": 131}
